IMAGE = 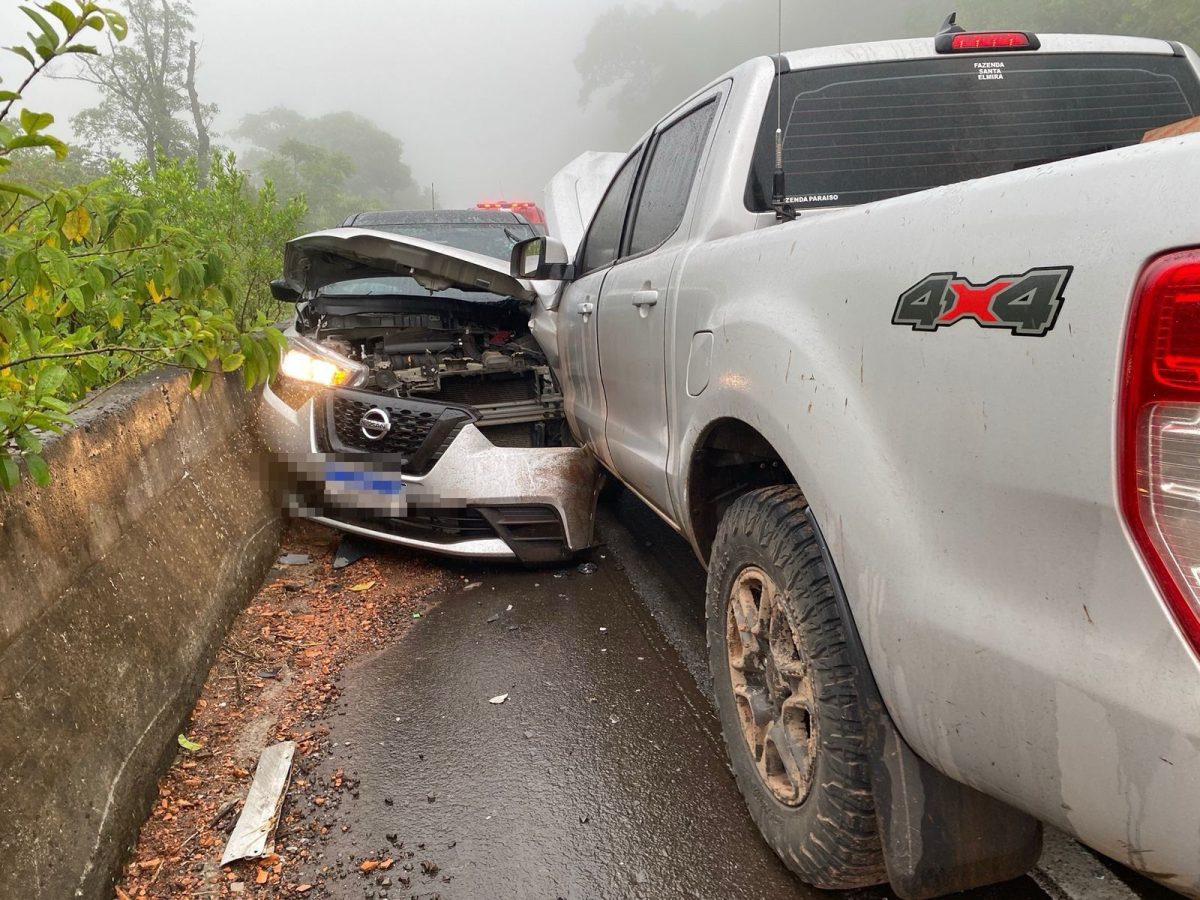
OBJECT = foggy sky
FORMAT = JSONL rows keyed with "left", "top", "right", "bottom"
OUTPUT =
{"left": 0, "top": 0, "right": 950, "bottom": 208}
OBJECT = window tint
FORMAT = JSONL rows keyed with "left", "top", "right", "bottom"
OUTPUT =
{"left": 746, "top": 53, "right": 1200, "bottom": 212}
{"left": 579, "top": 146, "right": 644, "bottom": 275}
{"left": 629, "top": 101, "right": 717, "bottom": 255}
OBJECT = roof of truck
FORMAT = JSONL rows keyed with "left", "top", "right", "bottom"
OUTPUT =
{"left": 780, "top": 33, "right": 1185, "bottom": 72}
{"left": 343, "top": 209, "right": 533, "bottom": 228}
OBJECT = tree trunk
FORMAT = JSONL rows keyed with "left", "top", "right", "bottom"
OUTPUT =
{"left": 186, "top": 40, "right": 210, "bottom": 186}
{"left": 146, "top": 131, "right": 157, "bottom": 177}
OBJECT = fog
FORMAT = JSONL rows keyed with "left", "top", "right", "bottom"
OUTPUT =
{"left": 0, "top": 0, "right": 1174, "bottom": 209}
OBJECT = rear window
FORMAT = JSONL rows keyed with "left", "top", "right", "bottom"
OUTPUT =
{"left": 746, "top": 53, "right": 1200, "bottom": 212}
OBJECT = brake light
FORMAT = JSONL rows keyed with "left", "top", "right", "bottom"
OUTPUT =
{"left": 1119, "top": 249, "right": 1200, "bottom": 657}
{"left": 937, "top": 30, "right": 1039, "bottom": 53}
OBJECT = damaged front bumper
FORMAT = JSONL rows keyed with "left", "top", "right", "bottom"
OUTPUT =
{"left": 258, "top": 380, "right": 600, "bottom": 563}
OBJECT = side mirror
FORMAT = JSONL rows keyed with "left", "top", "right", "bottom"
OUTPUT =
{"left": 510, "top": 236, "right": 573, "bottom": 281}
{"left": 270, "top": 278, "right": 301, "bottom": 302}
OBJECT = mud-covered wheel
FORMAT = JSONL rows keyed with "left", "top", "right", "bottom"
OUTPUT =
{"left": 706, "top": 485, "right": 886, "bottom": 890}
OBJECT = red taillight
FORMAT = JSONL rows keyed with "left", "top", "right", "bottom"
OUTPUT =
{"left": 1119, "top": 249, "right": 1200, "bottom": 658}
{"left": 937, "top": 30, "right": 1039, "bottom": 53}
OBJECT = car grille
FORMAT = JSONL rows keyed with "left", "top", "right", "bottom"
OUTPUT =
{"left": 323, "top": 390, "right": 475, "bottom": 475}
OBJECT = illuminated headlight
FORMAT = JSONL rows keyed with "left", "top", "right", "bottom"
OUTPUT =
{"left": 278, "top": 336, "right": 365, "bottom": 388}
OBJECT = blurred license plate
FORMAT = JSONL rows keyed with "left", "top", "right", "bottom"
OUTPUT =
{"left": 324, "top": 463, "right": 406, "bottom": 514}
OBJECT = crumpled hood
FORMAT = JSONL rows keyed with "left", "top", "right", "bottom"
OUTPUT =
{"left": 282, "top": 228, "right": 537, "bottom": 303}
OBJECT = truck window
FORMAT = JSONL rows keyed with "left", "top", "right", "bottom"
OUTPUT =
{"left": 578, "top": 146, "right": 645, "bottom": 276}
{"left": 746, "top": 53, "right": 1200, "bottom": 213}
{"left": 627, "top": 100, "right": 718, "bottom": 256}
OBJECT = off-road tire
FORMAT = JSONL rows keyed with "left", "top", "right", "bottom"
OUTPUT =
{"left": 706, "top": 485, "right": 887, "bottom": 889}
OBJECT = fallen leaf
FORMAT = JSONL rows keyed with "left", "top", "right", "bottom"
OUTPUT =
{"left": 177, "top": 733, "right": 203, "bottom": 752}
{"left": 256, "top": 868, "right": 269, "bottom": 885}
{"left": 489, "top": 693, "right": 509, "bottom": 705}
{"left": 349, "top": 581, "right": 376, "bottom": 592}
{"left": 360, "top": 859, "right": 380, "bottom": 872}
{"left": 296, "top": 885, "right": 312, "bottom": 894}
{"left": 380, "top": 858, "right": 394, "bottom": 870}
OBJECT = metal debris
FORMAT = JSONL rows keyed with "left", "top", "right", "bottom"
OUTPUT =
{"left": 220, "top": 741, "right": 297, "bottom": 866}
{"left": 332, "top": 534, "right": 369, "bottom": 570}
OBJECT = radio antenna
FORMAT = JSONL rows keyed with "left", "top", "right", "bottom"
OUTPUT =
{"left": 771, "top": 0, "right": 796, "bottom": 221}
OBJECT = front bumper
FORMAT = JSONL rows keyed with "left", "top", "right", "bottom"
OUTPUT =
{"left": 257, "top": 380, "right": 599, "bottom": 562}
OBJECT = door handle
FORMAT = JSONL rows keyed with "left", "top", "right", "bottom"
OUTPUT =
{"left": 578, "top": 301, "right": 595, "bottom": 316}
{"left": 631, "top": 290, "right": 659, "bottom": 308}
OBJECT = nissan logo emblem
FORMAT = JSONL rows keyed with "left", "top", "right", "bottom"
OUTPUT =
{"left": 359, "top": 407, "right": 392, "bottom": 441}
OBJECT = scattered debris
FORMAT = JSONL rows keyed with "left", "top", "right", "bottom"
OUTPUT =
{"left": 220, "top": 741, "right": 297, "bottom": 866}
{"left": 486, "top": 614, "right": 500, "bottom": 623}
{"left": 277, "top": 553, "right": 311, "bottom": 566}
{"left": 114, "top": 520, "right": 443, "bottom": 897}
{"left": 463, "top": 581, "right": 483, "bottom": 591}
{"left": 505, "top": 604, "right": 513, "bottom": 611}
{"left": 489, "top": 693, "right": 509, "bottom": 705}
{"left": 577, "top": 562, "right": 598, "bottom": 575}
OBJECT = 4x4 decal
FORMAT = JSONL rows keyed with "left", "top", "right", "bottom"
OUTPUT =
{"left": 893, "top": 267, "right": 1073, "bottom": 336}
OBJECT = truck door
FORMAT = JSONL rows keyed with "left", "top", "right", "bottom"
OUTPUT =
{"left": 555, "top": 145, "right": 646, "bottom": 466}
{"left": 596, "top": 96, "right": 720, "bottom": 521}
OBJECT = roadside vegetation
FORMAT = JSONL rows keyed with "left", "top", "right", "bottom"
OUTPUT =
{"left": 0, "top": 0, "right": 428, "bottom": 490}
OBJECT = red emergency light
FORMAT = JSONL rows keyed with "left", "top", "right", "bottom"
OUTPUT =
{"left": 476, "top": 200, "right": 545, "bottom": 225}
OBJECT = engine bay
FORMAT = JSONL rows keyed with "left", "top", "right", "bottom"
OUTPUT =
{"left": 296, "top": 296, "right": 565, "bottom": 448}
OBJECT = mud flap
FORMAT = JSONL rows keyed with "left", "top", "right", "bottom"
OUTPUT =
{"left": 807, "top": 511, "right": 1043, "bottom": 899}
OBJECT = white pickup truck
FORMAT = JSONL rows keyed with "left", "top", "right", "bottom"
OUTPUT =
{"left": 503, "top": 22, "right": 1200, "bottom": 900}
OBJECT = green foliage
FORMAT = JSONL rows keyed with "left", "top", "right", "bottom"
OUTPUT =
{"left": 0, "top": 2, "right": 303, "bottom": 489}
{"left": 253, "top": 137, "right": 362, "bottom": 230}
{"left": 69, "top": 0, "right": 215, "bottom": 173}
{"left": 107, "top": 153, "right": 306, "bottom": 328}
{"left": 236, "top": 107, "right": 432, "bottom": 228}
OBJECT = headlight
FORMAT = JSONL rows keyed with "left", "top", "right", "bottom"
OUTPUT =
{"left": 278, "top": 336, "right": 365, "bottom": 388}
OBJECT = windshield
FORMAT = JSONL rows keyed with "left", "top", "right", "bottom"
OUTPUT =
{"left": 317, "top": 219, "right": 535, "bottom": 299}
{"left": 747, "top": 53, "right": 1200, "bottom": 212}
{"left": 364, "top": 221, "right": 533, "bottom": 258}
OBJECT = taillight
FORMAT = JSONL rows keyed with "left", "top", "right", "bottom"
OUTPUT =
{"left": 1119, "top": 248, "right": 1200, "bottom": 657}
{"left": 936, "top": 31, "right": 1040, "bottom": 53}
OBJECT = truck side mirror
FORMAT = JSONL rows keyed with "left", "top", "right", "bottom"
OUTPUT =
{"left": 270, "top": 278, "right": 301, "bottom": 302}
{"left": 510, "top": 236, "right": 573, "bottom": 281}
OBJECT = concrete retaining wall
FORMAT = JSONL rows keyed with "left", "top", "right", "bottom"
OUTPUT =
{"left": 0, "top": 371, "right": 282, "bottom": 899}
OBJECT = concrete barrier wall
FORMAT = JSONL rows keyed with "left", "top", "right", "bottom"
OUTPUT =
{"left": 0, "top": 371, "right": 281, "bottom": 899}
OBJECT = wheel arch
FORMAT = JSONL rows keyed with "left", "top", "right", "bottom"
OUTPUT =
{"left": 684, "top": 416, "right": 796, "bottom": 564}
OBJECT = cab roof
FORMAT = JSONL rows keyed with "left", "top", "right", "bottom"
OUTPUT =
{"left": 342, "top": 209, "right": 533, "bottom": 228}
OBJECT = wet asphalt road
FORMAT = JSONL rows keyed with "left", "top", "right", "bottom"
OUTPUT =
{"left": 297, "top": 492, "right": 1142, "bottom": 900}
